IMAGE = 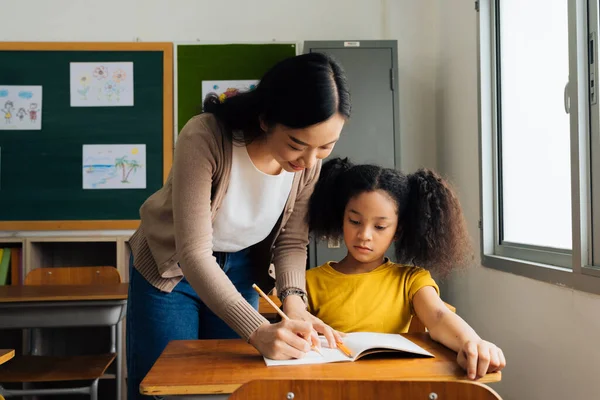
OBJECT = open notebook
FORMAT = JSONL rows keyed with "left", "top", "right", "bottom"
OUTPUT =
{"left": 264, "top": 332, "right": 434, "bottom": 367}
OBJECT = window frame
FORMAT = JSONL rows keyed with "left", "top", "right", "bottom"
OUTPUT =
{"left": 590, "top": 0, "right": 600, "bottom": 269}
{"left": 477, "top": 0, "right": 600, "bottom": 294}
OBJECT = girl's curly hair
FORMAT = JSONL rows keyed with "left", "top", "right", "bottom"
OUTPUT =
{"left": 308, "top": 157, "right": 473, "bottom": 277}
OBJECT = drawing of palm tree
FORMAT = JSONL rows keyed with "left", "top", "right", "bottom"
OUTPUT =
{"left": 124, "top": 160, "right": 141, "bottom": 183}
{"left": 114, "top": 156, "right": 128, "bottom": 182}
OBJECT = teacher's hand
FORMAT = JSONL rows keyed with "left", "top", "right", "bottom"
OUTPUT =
{"left": 283, "top": 295, "right": 345, "bottom": 350}
{"left": 248, "top": 320, "right": 313, "bottom": 360}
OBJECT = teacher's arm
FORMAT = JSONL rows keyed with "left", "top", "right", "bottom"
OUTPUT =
{"left": 270, "top": 162, "right": 322, "bottom": 298}
{"left": 172, "top": 117, "right": 267, "bottom": 339}
{"left": 172, "top": 117, "right": 313, "bottom": 360}
{"left": 271, "top": 160, "right": 343, "bottom": 348}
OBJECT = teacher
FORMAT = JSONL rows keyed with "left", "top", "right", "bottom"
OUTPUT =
{"left": 126, "top": 53, "right": 351, "bottom": 399}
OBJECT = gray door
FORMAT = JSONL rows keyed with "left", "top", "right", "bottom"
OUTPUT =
{"left": 304, "top": 42, "right": 400, "bottom": 268}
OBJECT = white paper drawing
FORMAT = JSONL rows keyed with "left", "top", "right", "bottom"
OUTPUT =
{"left": 70, "top": 62, "right": 134, "bottom": 107}
{"left": 82, "top": 144, "right": 146, "bottom": 189}
{"left": 201, "top": 80, "right": 258, "bottom": 106}
{"left": 0, "top": 85, "right": 43, "bottom": 130}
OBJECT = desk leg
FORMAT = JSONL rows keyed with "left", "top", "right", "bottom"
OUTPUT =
{"left": 31, "top": 328, "right": 42, "bottom": 355}
{"left": 116, "top": 320, "right": 123, "bottom": 400}
{"left": 27, "top": 328, "right": 42, "bottom": 400}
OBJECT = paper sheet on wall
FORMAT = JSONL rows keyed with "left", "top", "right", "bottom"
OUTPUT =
{"left": 70, "top": 62, "right": 134, "bottom": 107}
{"left": 0, "top": 85, "right": 43, "bottom": 130}
{"left": 201, "top": 80, "right": 258, "bottom": 106}
{"left": 82, "top": 144, "right": 146, "bottom": 189}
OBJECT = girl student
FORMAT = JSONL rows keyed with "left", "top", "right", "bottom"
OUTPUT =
{"left": 305, "top": 157, "right": 506, "bottom": 380}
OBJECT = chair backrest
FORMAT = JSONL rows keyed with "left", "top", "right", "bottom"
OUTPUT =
{"left": 229, "top": 379, "right": 502, "bottom": 400}
{"left": 408, "top": 301, "right": 456, "bottom": 333}
{"left": 24, "top": 266, "right": 121, "bottom": 286}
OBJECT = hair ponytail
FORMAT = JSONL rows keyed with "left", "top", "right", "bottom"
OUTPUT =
{"left": 308, "top": 157, "right": 354, "bottom": 239}
{"left": 395, "top": 169, "right": 473, "bottom": 276}
{"left": 202, "top": 90, "right": 263, "bottom": 141}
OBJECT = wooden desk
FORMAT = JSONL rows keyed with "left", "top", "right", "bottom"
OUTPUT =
{"left": 0, "top": 350, "right": 14, "bottom": 366}
{"left": 140, "top": 333, "right": 501, "bottom": 399}
{"left": 0, "top": 284, "right": 128, "bottom": 302}
{"left": 0, "top": 284, "right": 128, "bottom": 400}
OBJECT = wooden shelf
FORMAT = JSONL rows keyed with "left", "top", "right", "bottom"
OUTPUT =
{"left": 7, "top": 235, "right": 131, "bottom": 282}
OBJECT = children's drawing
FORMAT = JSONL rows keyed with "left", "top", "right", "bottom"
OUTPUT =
{"left": 82, "top": 144, "right": 146, "bottom": 189}
{"left": 201, "top": 80, "right": 258, "bottom": 107}
{"left": 70, "top": 62, "right": 134, "bottom": 107}
{"left": 0, "top": 86, "right": 43, "bottom": 130}
{"left": 16, "top": 108, "right": 26, "bottom": 121}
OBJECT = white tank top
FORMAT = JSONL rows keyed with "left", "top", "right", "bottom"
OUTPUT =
{"left": 212, "top": 144, "right": 294, "bottom": 252}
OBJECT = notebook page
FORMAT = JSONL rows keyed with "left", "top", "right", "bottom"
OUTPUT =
{"left": 263, "top": 333, "right": 433, "bottom": 366}
{"left": 264, "top": 337, "right": 352, "bottom": 366}
{"left": 342, "top": 332, "right": 434, "bottom": 358}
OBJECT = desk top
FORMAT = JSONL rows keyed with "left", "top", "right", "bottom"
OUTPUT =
{"left": 140, "top": 333, "right": 501, "bottom": 396}
{"left": 0, "top": 283, "right": 128, "bottom": 303}
{"left": 0, "top": 349, "right": 15, "bottom": 366}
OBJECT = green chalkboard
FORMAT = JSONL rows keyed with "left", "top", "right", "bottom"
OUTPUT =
{"left": 176, "top": 43, "right": 297, "bottom": 131}
{"left": 0, "top": 43, "right": 173, "bottom": 230}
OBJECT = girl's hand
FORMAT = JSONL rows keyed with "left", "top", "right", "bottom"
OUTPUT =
{"left": 248, "top": 320, "right": 314, "bottom": 360}
{"left": 283, "top": 295, "right": 344, "bottom": 349}
{"left": 457, "top": 339, "right": 506, "bottom": 380}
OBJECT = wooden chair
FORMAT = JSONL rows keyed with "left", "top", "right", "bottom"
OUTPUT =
{"left": 408, "top": 302, "right": 456, "bottom": 333}
{"left": 0, "top": 266, "right": 120, "bottom": 399}
{"left": 229, "top": 379, "right": 503, "bottom": 400}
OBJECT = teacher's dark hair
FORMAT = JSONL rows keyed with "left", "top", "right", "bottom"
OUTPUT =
{"left": 202, "top": 53, "right": 351, "bottom": 144}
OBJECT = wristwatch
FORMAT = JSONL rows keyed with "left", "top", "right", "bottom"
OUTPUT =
{"left": 278, "top": 288, "right": 308, "bottom": 308}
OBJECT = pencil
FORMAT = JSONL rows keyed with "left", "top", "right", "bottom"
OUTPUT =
{"left": 336, "top": 341, "right": 353, "bottom": 358}
{"left": 252, "top": 284, "right": 323, "bottom": 356}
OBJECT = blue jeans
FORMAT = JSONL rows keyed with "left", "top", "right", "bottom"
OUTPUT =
{"left": 126, "top": 250, "right": 258, "bottom": 400}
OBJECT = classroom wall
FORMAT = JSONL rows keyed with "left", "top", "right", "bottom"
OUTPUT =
{"left": 1, "top": 0, "right": 438, "bottom": 174}
{"left": 434, "top": 1, "right": 600, "bottom": 399}
{"left": 0, "top": 0, "right": 438, "bottom": 237}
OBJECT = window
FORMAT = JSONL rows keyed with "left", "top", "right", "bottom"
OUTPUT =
{"left": 591, "top": 0, "right": 600, "bottom": 270}
{"left": 478, "top": 0, "right": 600, "bottom": 293}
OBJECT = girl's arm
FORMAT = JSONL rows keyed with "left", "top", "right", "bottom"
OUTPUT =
{"left": 412, "top": 286, "right": 506, "bottom": 380}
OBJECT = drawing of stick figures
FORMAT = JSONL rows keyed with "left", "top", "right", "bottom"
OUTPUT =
{"left": 17, "top": 107, "right": 26, "bottom": 122}
{"left": 2, "top": 100, "right": 14, "bottom": 124}
{"left": 29, "top": 103, "right": 39, "bottom": 123}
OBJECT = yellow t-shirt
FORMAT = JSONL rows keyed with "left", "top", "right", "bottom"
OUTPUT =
{"left": 306, "top": 259, "right": 439, "bottom": 334}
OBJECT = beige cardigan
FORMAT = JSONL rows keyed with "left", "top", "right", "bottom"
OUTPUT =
{"left": 128, "top": 114, "right": 321, "bottom": 340}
